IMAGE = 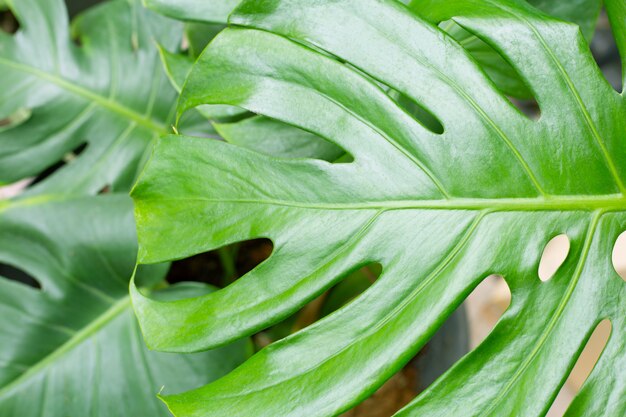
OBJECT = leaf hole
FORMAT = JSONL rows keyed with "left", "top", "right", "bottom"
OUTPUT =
{"left": 166, "top": 238, "right": 274, "bottom": 289}
{"left": 466, "top": 274, "right": 511, "bottom": 348}
{"left": 0, "top": 108, "right": 32, "bottom": 131}
{"left": 0, "top": 263, "right": 41, "bottom": 289}
{"left": 66, "top": 0, "right": 105, "bottom": 18}
{"left": 0, "top": 178, "right": 31, "bottom": 199}
{"left": 546, "top": 319, "right": 612, "bottom": 416}
{"left": 413, "top": 302, "right": 471, "bottom": 391}
{"left": 253, "top": 262, "right": 382, "bottom": 349}
{"left": 612, "top": 231, "right": 626, "bottom": 281}
{"left": 345, "top": 272, "right": 482, "bottom": 415}
{"left": 388, "top": 89, "right": 444, "bottom": 134}
{"left": 441, "top": 20, "right": 541, "bottom": 119}
{"left": 29, "top": 142, "right": 88, "bottom": 187}
{"left": 341, "top": 360, "right": 418, "bottom": 417}
{"left": 538, "top": 234, "right": 571, "bottom": 282}
{"left": 0, "top": 9, "right": 18, "bottom": 34}
{"left": 593, "top": 10, "right": 623, "bottom": 93}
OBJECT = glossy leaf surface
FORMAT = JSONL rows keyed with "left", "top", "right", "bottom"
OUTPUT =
{"left": 0, "top": 195, "right": 249, "bottom": 416}
{"left": 143, "top": 0, "right": 239, "bottom": 24}
{"left": 0, "top": 0, "right": 187, "bottom": 195}
{"left": 0, "top": 1, "right": 249, "bottom": 416}
{"left": 132, "top": 0, "right": 626, "bottom": 416}
{"left": 146, "top": 0, "right": 600, "bottom": 100}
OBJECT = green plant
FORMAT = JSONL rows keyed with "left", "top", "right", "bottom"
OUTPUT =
{"left": 130, "top": 1, "right": 626, "bottom": 417}
{"left": 0, "top": 1, "right": 248, "bottom": 415}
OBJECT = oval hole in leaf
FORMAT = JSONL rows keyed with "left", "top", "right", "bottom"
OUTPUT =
{"left": 0, "top": 263, "right": 41, "bottom": 289}
{"left": 167, "top": 238, "right": 274, "bottom": 289}
{"left": 0, "top": 9, "right": 19, "bottom": 34}
{"left": 465, "top": 274, "right": 511, "bottom": 348}
{"left": 539, "top": 234, "right": 571, "bottom": 282}
{"left": 612, "top": 231, "right": 626, "bottom": 281}
{"left": 546, "top": 319, "right": 612, "bottom": 416}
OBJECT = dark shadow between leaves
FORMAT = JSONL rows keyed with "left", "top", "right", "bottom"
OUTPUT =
{"left": 0, "top": 9, "right": 18, "bottom": 34}
{"left": 253, "top": 262, "right": 382, "bottom": 349}
{"left": 593, "top": 10, "right": 623, "bottom": 93}
{"left": 441, "top": 20, "right": 542, "bottom": 120}
{"left": 0, "top": 262, "right": 41, "bottom": 289}
{"left": 28, "top": 142, "right": 87, "bottom": 187}
{"left": 166, "top": 238, "right": 274, "bottom": 289}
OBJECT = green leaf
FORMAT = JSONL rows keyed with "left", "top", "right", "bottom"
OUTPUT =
{"left": 145, "top": 0, "right": 600, "bottom": 100}
{"left": 606, "top": 0, "right": 626, "bottom": 89}
{"left": 143, "top": 0, "right": 239, "bottom": 24}
{"left": 131, "top": 0, "right": 626, "bottom": 415}
{"left": 184, "top": 22, "right": 225, "bottom": 58}
{"left": 214, "top": 116, "right": 345, "bottom": 161}
{"left": 409, "top": 0, "right": 602, "bottom": 98}
{"left": 158, "top": 41, "right": 344, "bottom": 159}
{"left": 0, "top": 0, "right": 186, "bottom": 195}
{"left": 0, "top": 195, "right": 250, "bottom": 416}
{"left": 526, "top": 0, "right": 601, "bottom": 40}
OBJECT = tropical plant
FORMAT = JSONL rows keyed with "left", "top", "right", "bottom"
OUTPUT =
{"left": 0, "top": 1, "right": 248, "bottom": 415}
{"left": 130, "top": 1, "right": 626, "bottom": 417}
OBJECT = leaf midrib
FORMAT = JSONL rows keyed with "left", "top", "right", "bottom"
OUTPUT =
{"left": 0, "top": 57, "right": 169, "bottom": 134}
{"left": 0, "top": 296, "right": 130, "bottom": 399}
{"left": 139, "top": 194, "right": 626, "bottom": 212}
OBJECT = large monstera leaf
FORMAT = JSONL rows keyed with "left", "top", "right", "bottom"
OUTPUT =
{"left": 144, "top": 0, "right": 601, "bottom": 100}
{"left": 0, "top": 195, "right": 250, "bottom": 416}
{"left": 131, "top": 0, "right": 626, "bottom": 416}
{"left": 0, "top": 0, "right": 188, "bottom": 195}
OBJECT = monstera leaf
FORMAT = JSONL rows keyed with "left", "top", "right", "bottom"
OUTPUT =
{"left": 130, "top": 0, "right": 626, "bottom": 416}
{"left": 0, "top": 0, "right": 198, "bottom": 196}
{"left": 144, "top": 0, "right": 601, "bottom": 101}
{"left": 0, "top": 195, "right": 250, "bottom": 416}
{"left": 0, "top": 1, "right": 250, "bottom": 416}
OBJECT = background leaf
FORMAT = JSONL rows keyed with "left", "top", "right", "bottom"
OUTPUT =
{"left": 0, "top": 195, "right": 251, "bottom": 416}
{"left": 0, "top": 1, "right": 249, "bottom": 416}
{"left": 0, "top": 0, "right": 209, "bottom": 196}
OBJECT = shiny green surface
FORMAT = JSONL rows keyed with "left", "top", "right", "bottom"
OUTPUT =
{"left": 131, "top": 0, "right": 626, "bottom": 416}
{"left": 0, "top": 1, "right": 249, "bottom": 416}
{"left": 0, "top": 196, "right": 250, "bottom": 416}
{"left": 142, "top": 0, "right": 239, "bottom": 24}
{"left": 145, "top": 0, "right": 601, "bottom": 101}
{"left": 0, "top": 0, "right": 185, "bottom": 195}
